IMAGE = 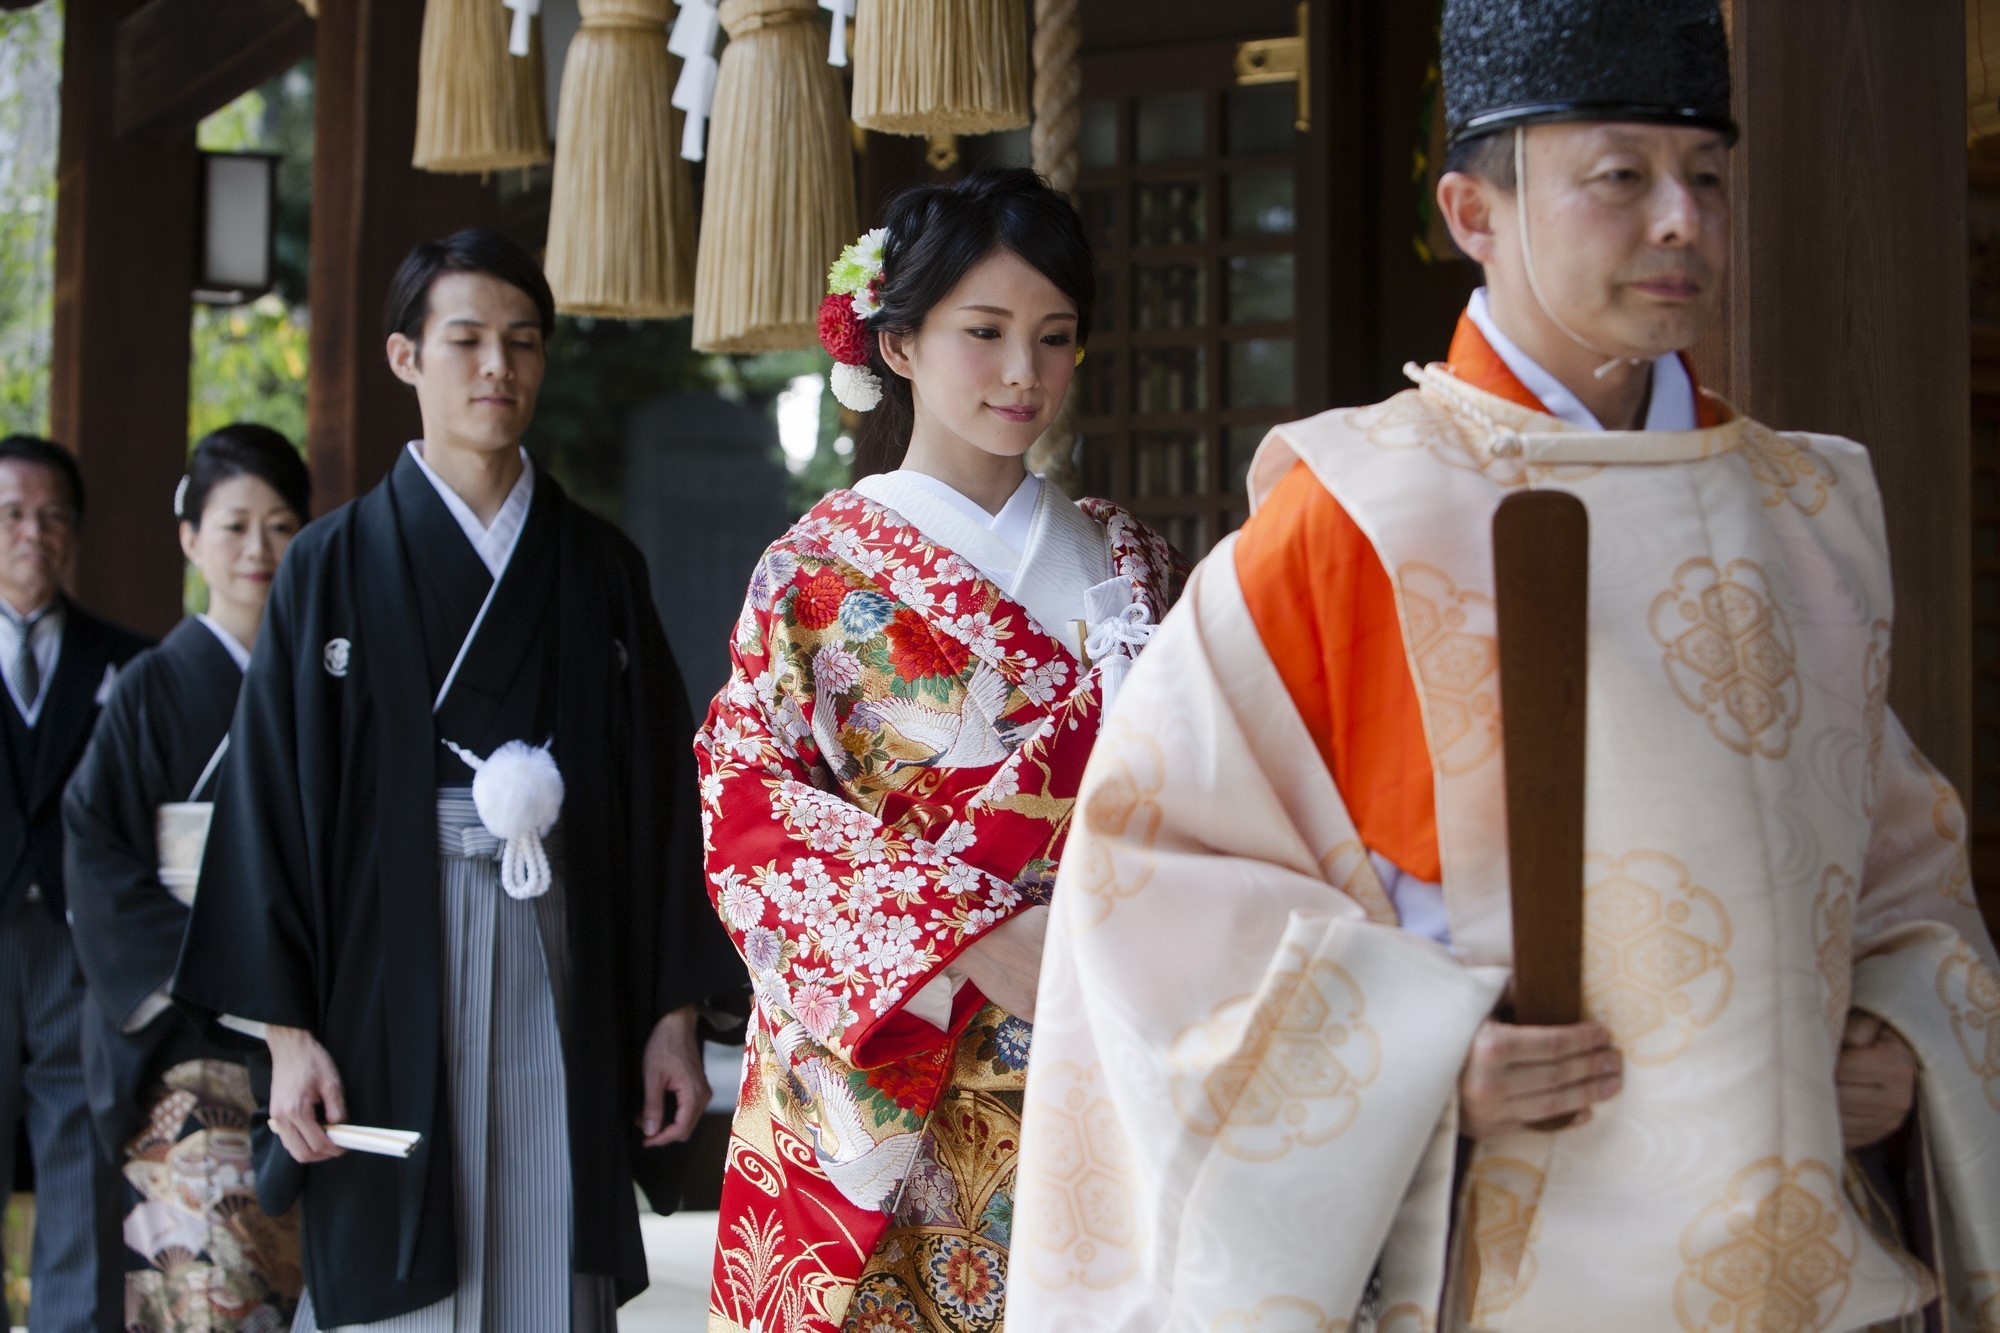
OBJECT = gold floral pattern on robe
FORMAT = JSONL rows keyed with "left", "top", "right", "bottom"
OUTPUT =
{"left": 1743, "top": 425, "right": 1839, "bottom": 516}
{"left": 1395, "top": 564, "right": 1500, "bottom": 776}
{"left": 1814, "top": 868, "right": 1858, "bottom": 1040}
{"left": 1938, "top": 942, "right": 2000, "bottom": 1112}
{"left": 1673, "top": 1158, "right": 1858, "bottom": 1333}
{"left": 1212, "top": 1295, "right": 1352, "bottom": 1331}
{"left": 1168, "top": 944, "right": 1382, "bottom": 1158}
{"left": 1465, "top": 1156, "right": 1548, "bottom": 1323}
{"left": 843, "top": 1007, "right": 1026, "bottom": 1333}
{"left": 1650, "top": 557, "right": 1802, "bottom": 759}
{"left": 1582, "top": 850, "right": 1734, "bottom": 1066}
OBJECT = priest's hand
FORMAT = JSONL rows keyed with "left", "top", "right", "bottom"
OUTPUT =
{"left": 947, "top": 905, "right": 1049, "bottom": 1022}
{"left": 1458, "top": 1019, "right": 1623, "bottom": 1137}
{"left": 639, "top": 1005, "right": 709, "bottom": 1147}
{"left": 1837, "top": 1011, "right": 1917, "bottom": 1150}
{"left": 266, "top": 1024, "right": 348, "bottom": 1163}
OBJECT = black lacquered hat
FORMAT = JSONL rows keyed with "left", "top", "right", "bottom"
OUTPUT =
{"left": 1441, "top": 0, "right": 1737, "bottom": 147}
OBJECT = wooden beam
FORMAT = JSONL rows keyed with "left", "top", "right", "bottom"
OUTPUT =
{"left": 114, "top": 0, "right": 316, "bottom": 142}
{"left": 1692, "top": 0, "right": 1971, "bottom": 805}
{"left": 306, "top": 0, "right": 491, "bottom": 509}
{"left": 49, "top": 0, "right": 200, "bottom": 639}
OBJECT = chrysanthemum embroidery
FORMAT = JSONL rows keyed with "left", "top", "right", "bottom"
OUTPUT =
{"left": 718, "top": 872, "right": 765, "bottom": 930}
{"left": 886, "top": 609, "right": 970, "bottom": 681}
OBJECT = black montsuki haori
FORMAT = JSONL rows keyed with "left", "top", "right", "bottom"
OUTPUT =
{"left": 1441, "top": 0, "right": 1737, "bottom": 147}
{"left": 172, "top": 456, "right": 742, "bottom": 1325}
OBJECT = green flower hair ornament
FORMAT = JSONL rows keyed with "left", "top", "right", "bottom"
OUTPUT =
{"left": 828, "top": 228, "right": 889, "bottom": 318}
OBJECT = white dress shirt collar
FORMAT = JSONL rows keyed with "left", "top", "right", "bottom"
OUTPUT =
{"left": 406, "top": 441, "right": 536, "bottom": 579}
{"left": 1467, "top": 288, "right": 1697, "bottom": 433}
{"left": 0, "top": 598, "right": 64, "bottom": 726}
{"left": 196, "top": 614, "right": 253, "bottom": 673}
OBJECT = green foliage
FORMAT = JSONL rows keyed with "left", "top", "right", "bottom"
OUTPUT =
{"left": 184, "top": 80, "right": 316, "bottom": 471}
{"left": 188, "top": 295, "right": 311, "bottom": 444}
{"left": 0, "top": 2, "right": 62, "bottom": 438}
{"left": 197, "top": 90, "right": 268, "bottom": 152}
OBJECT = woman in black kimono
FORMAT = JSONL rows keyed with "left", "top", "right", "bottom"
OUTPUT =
{"left": 63, "top": 423, "right": 311, "bottom": 1331}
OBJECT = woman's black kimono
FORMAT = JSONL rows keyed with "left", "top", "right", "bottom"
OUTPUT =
{"left": 172, "top": 454, "right": 741, "bottom": 1325}
{"left": 63, "top": 617, "right": 251, "bottom": 1155}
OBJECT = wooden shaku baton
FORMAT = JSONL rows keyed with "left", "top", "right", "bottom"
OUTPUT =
{"left": 1492, "top": 489, "right": 1590, "bottom": 1130}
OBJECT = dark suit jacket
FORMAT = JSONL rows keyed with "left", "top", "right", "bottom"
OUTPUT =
{"left": 0, "top": 603, "right": 151, "bottom": 924}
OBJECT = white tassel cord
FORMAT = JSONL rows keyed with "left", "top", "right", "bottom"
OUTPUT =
{"left": 505, "top": 0, "right": 541, "bottom": 56}
{"left": 818, "top": 0, "right": 852, "bottom": 65}
{"left": 1084, "top": 601, "right": 1155, "bottom": 709}
{"left": 1512, "top": 127, "right": 1643, "bottom": 381}
{"left": 670, "top": 0, "right": 722, "bottom": 161}
{"left": 1084, "top": 600, "right": 1156, "bottom": 662}
{"left": 442, "top": 739, "right": 565, "bottom": 900}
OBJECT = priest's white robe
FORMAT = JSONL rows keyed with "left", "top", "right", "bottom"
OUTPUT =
{"left": 1010, "top": 367, "right": 2000, "bottom": 1332}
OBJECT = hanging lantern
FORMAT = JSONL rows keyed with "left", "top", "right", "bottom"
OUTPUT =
{"left": 545, "top": 0, "right": 699, "bottom": 318}
{"left": 851, "top": 0, "right": 1029, "bottom": 137}
{"left": 692, "top": 0, "right": 858, "bottom": 352}
{"left": 412, "top": 0, "right": 551, "bottom": 174}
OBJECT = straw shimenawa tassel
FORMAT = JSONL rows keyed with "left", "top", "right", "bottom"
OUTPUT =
{"left": 692, "top": 0, "right": 857, "bottom": 352}
{"left": 545, "top": 0, "right": 699, "bottom": 318}
{"left": 413, "top": 0, "right": 552, "bottom": 173}
{"left": 851, "top": 0, "right": 1030, "bottom": 136}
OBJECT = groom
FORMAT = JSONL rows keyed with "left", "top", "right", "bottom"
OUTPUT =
{"left": 177, "top": 229, "right": 740, "bottom": 1329}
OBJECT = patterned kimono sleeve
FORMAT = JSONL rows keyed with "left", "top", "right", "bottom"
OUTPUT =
{"left": 698, "top": 584, "right": 1055, "bottom": 1072}
{"left": 1850, "top": 713, "right": 1989, "bottom": 953}
{"left": 1847, "top": 710, "right": 2000, "bottom": 1320}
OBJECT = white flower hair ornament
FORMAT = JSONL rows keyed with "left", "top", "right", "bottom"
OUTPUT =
{"left": 820, "top": 228, "right": 889, "bottom": 412}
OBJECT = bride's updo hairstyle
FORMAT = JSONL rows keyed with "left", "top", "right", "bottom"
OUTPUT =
{"left": 853, "top": 168, "right": 1095, "bottom": 477}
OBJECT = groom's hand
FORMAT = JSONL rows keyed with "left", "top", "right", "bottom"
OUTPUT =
{"left": 638, "top": 1005, "right": 710, "bottom": 1147}
{"left": 267, "top": 1024, "right": 348, "bottom": 1163}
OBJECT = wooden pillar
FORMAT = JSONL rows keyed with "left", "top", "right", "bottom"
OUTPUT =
{"left": 1693, "top": 0, "right": 1972, "bottom": 797}
{"left": 48, "top": 0, "right": 199, "bottom": 638}
{"left": 307, "top": 0, "right": 490, "bottom": 509}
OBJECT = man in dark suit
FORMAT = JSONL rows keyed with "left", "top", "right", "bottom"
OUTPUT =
{"left": 0, "top": 435, "right": 149, "bottom": 1330}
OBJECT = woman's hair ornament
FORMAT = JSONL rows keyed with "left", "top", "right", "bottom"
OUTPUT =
{"left": 820, "top": 227, "right": 890, "bottom": 412}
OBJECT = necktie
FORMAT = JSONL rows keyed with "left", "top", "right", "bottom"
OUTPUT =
{"left": 7, "top": 605, "right": 48, "bottom": 712}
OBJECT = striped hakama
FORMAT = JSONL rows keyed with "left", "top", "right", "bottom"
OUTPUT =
{"left": 294, "top": 790, "right": 615, "bottom": 1332}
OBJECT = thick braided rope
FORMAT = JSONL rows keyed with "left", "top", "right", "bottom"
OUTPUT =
{"left": 1027, "top": 0, "right": 1084, "bottom": 488}
{"left": 1031, "top": 0, "right": 1082, "bottom": 195}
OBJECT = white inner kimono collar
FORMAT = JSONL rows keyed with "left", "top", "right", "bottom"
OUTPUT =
{"left": 1467, "top": 286, "right": 1697, "bottom": 433}
{"left": 854, "top": 469, "right": 1116, "bottom": 659}
{"left": 879, "top": 468, "right": 1042, "bottom": 585}
{"left": 407, "top": 441, "right": 535, "bottom": 579}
